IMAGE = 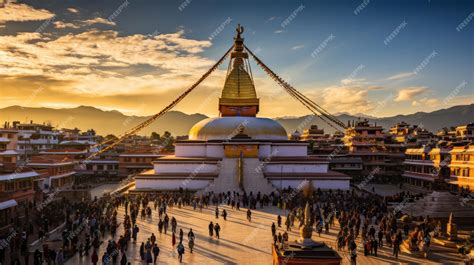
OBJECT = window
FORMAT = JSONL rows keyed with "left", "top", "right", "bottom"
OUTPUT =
{"left": 5, "top": 182, "right": 15, "bottom": 191}
{"left": 464, "top": 155, "right": 470, "bottom": 161}
{"left": 463, "top": 168, "right": 470, "bottom": 177}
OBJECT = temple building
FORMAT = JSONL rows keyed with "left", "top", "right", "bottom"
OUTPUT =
{"left": 403, "top": 146, "right": 451, "bottom": 190}
{"left": 343, "top": 119, "right": 405, "bottom": 182}
{"left": 134, "top": 26, "right": 350, "bottom": 193}
{"left": 448, "top": 144, "right": 474, "bottom": 191}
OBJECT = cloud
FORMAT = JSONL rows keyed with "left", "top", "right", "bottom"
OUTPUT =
{"left": 53, "top": 21, "right": 80, "bottom": 29}
{"left": 386, "top": 72, "right": 415, "bottom": 81}
{"left": 340, "top": 78, "right": 366, "bottom": 86}
{"left": 266, "top": 16, "right": 280, "bottom": 22}
{"left": 82, "top": 17, "right": 116, "bottom": 26}
{"left": 0, "top": 29, "right": 217, "bottom": 100}
{"left": 0, "top": 3, "right": 54, "bottom": 23}
{"left": 67, "top": 8, "right": 79, "bottom": 14}
{"left": 291, "top": 44, "right": 304, "bottom": 50}
{"left": 320, "top": 86, "right": 373, "bottom": 114}
{"left": 412, "top": 97, "right": 440, "bottom": 107}
{"left": 274, "top": 30, "right": 284, "bottom": 34}
{"left": 367, "top": 85, "right": 384, "bottom": 90}
{"left": 394, "top": 86, "right": 428, "bottom": 101}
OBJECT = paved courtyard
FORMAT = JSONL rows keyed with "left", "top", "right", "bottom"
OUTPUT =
{"left": 64, "top": 202, "right": 464, "bottom": 265}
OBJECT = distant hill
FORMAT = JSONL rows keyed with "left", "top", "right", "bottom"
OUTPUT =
{"left": 0, "top": 106, "right": 207, "bottom": 136}
{"left": 0, "top": 104, "right": 473, "bottom": 136}
{"left": 276, "top": 104, "right": 474, "bottom": 134}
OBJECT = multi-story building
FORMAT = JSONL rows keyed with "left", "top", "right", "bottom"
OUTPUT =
{"left": 302, "top": 125, "right": 344, "bottom": 155}
{"left": 326, "top": 155, "right": 363, "bottom": 180}
{"left": 0, "top": 170, "right": 39, "bottom": 230}
{"left": 28, "top": 155, "right": 76, "bottom": 191}
{"left": 0, "top": 128, "right": 19, "bottom": 172}
{"left": 14, "top": 121, "right": 59, "bottom": 156}
{"left": 448, "top": 144, "right": 474, "bottom": 192}
{"left": 389, "top": 122, "right": 435, "bottom": 146}
{"left": 301, "top": 125, "right": 325, "bottom": 141}
{"left": 343, "top": 119, "right": 405, "bottom": 182}
{"left": 79, "top": 151, "right": 119, "bottom": 180}
{"left": 455, "top": 123, "right": 474, "bottom": 142}
{"left": 403, "top": 146, "right": 451, "bottom": 190}
{"left": 118, "top": 148, "right": 163, "bottom": 178}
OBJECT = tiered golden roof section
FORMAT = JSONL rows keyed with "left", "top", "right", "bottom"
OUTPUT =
{"left": 219, "top": 24, "right": 259, "bottom": 108}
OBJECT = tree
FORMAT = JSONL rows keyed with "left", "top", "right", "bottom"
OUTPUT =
{"left": 104, "top": 134, "right": 118, "bottom": 142}
{"left": 151, "top": 132, "right": 161, "bottom": 140}
{"left": 160, "top": 131, "right": 175, "bottom": 152}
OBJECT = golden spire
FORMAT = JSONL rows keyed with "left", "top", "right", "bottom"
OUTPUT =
{"left": 219, "top": 24, "right": 259, "bottom": 116}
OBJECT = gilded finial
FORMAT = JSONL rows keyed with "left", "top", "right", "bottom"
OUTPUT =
{"left": 236, "top": 24, "right": 244, "bottom": 38}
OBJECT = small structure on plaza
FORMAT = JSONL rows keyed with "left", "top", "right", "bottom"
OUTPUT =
{"left": 272, "top": 202, "right": 341, "bottom": 265}
{"left": 447, "top": 213, "right": 458, "bottom": 241}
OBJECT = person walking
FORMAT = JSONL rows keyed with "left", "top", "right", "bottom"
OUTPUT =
{"left": 101, "top": 252, "right": 108, "bottom": 265}
{"left": 171, "top": 217, "right": 177, "bottom": 234}
{"left": 214, "top": 223, "right": 221, "bottom": 239}
{"left": 158, "top": 219, "right": 163, "bottom": 234}
{"left": 271, "top": 222, "right": 276, "bottom": 237}
{"left": 208, "top": 222, "right": 214, "bottom": 237}
{"left": 215, "top": 207, "right": 219, "bottom": 219}
{"left": 132, "top": 225, "right": 139, "bottom": 242}
{"left": 393, "top": 233, "right": 401, "bottom": 258}
{"left": 188, "top": 237, "right": 195, "bottom": 253}
{"left": 188, "top": 228, "right": 195, "bottom": 241}
{"left": 350, "top": 240, "right": 357, "bottom": 265}
{"left": 92, "top": 249, "right": 99, "bottom": 265}
{"left": 285, "top": 217, "right": 291, "bottom": 231}
{"left": 145, "top": 249, "right": 153, "bottom": 265}
{"left": 277, "top": 215, "right": 282, "bottom": 227}
{"left": 222, "top": 209, "right": 227, "bottom": 220}
{"left": 140, "top": 242, "right": 145, "bottom": 260}
{"left": 247, "top": 209, "right": 252, "bottom": 222}
{"left": 120, "top": 253, "right": 128, "bottom": 265}
{"left": 152, "top": 243, "right": 160, "bottom": 264}
{"left": 56, "top": 248, "right": 64, "bottom": 265}
{"left": 177, "top": 242, "right": 185, "bottom": 263}
{"left": 179, "top": 228, "right": 184, "bottom": 243}
{"left": 33, "top": 249, "right": 43, "bottom": 265}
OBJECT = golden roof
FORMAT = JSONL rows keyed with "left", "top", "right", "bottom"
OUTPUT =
{"left": 219, "top": 24, "right": 259, "bottom": 107}
{"left": 219, "top": 66, "right": 259, "bottom": 106}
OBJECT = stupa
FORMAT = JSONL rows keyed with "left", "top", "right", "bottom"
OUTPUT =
{"left": 134, "top": 25, "right": 351, "bottom": 194}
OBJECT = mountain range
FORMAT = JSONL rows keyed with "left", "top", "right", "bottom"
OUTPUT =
{"left": 0, "top": 104, "right": 473, "bottom": 136}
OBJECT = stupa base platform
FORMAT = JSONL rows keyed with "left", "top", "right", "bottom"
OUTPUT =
{"left": 432, "top": 237, "right": 464, "bottom": 248}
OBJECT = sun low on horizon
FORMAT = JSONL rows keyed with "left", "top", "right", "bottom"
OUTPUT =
{"left": 0, "top": 0, "right": 473, "bottom": 119}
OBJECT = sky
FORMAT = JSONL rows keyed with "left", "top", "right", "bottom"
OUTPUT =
{"left": 0, "top": 0, "right": 473, "bottom": 118}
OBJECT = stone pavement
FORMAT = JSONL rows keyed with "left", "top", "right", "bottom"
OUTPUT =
{"left": 65, "top": 203, "right": 464, "bottom": 265}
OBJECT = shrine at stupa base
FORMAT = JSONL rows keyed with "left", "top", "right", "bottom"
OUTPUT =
{"left": 272, "top": 203, "right": 342, "bottom": 265}
{"left": 134, "top": 25, "right": 351, "bottom": 194}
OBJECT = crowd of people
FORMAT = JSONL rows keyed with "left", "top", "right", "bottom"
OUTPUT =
{"left": 1, "top": 184, "right": 468, "bottom": 264}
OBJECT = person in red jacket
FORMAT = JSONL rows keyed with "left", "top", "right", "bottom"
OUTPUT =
{"left": 91, "top": 249, "right": 98, "bottom": 265}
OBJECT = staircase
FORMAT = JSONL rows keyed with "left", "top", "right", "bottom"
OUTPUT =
{"left": 197, "top": 158, "right": 277, "bottom": 195}
{"left": 241, "top": 158, "right": 276, "bottom": 194}
{"left": 200, "top": 158, "right": 242, "bottom": 194}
